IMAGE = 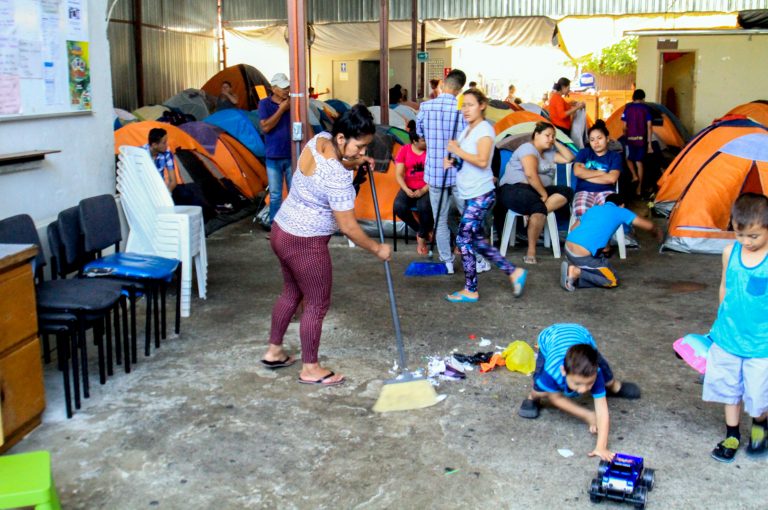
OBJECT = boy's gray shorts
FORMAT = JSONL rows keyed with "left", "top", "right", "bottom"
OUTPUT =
{"left": 702, "top": 343, "right": 768, "bottom": 417}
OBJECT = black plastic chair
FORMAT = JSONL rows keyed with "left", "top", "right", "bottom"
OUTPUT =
{"left": 78, "top": 195, "right": 181, "bottom": 357}
{"left": 0, "top": 214, "right": 126, "bottom": 416}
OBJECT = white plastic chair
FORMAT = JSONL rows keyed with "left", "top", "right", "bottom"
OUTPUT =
{"left": 499, "top": 209, "right": 560, "bottom": 258}
{"left": 117, "top": 145, "right": 207, "bottom": 317}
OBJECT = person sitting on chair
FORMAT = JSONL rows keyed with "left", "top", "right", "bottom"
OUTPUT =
{"left": 571, "top": 120, "right": 623, "bottom": 224}
{"left": 393, "top": 120, "right": 432, "bottom": 255}
{"left": 497, "top": 121, "right": 574, "bottom": 264}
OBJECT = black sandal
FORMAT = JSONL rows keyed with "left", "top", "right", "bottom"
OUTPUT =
{"left": 711, "top": 437, "right": 740, "bottom": 463}
{"left": 260, "top": 356, "right": 296, "bottom": 369}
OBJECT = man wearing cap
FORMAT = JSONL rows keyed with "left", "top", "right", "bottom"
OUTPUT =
{"left": 259, "top": 72, "right": 293, "bottom": 229}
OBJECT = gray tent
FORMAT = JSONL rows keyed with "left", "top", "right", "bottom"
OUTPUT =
{"left": 164, "top": 89, "right": 214, "bottom": 121}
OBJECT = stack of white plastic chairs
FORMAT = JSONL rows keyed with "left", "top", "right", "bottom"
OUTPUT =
{"left": 116, "top": 145, "right": 207, "bottom": 317}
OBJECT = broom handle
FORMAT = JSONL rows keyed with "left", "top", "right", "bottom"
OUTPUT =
{"left": 366, "top": 164, "right": 408, "bottom": 371}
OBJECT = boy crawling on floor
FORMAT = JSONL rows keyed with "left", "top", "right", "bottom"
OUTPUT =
{"left": 519, "top": 323, "right": 641, "bottom": 460}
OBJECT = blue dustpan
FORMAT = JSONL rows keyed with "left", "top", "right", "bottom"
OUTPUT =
{"left": 405, "top": 261, "right": 448, "bottom": 277}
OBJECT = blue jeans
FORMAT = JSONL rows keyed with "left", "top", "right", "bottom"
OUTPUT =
{"left": 266, "top": 157, "right": 293, "bottom": 224}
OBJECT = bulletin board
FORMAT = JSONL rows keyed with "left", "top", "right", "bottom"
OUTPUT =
{"left": 0, "top": 0, "right": 91, "bottom": 121}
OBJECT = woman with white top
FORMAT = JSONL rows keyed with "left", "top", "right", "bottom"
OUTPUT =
{"left": 260, "top": 105, "right": 391, "bottom": 386}
{"left": 443, "top": 89, "right": 528, "bottom": 303}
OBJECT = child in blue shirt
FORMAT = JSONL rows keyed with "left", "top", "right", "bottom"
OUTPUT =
{"left": 561, "top": 194, "right": 661, "bottom": 291}
{"left": 519, "top": 324, "right": 641, "bottom": 461}
{"left": 704, "top": 193, "right": 768, "bottom": 462}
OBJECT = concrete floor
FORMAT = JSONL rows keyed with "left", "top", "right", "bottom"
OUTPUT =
{"left": 11, "top": 213, "right": 768, "bottom": 509}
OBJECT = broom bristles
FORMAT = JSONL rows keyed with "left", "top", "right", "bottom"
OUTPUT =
{"left": 372, "top": 378, "right": 439, "bottom": 413}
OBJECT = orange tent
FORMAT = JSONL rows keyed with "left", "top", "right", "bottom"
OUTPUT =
{"left": 726, "top": 100, "right": 768, "bottom": 127}
{"left": 115, "top": 121, "right": 267, "bottom": 199}
{"left": 654, "top": 117, "right": 768, "bottom": 253}
{"left": 493, "top": 110, "right": 548, "bottom": 135}
{"left": 355, "top": 144, "right": 402, "bottom": 223}
{"left": 201, "top": 64, "right": 271, "bottom": 111}
{"left": 605, "top": 102, "right": 687, "bottom": 148}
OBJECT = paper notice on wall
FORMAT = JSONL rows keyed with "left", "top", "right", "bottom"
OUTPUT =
{"left": 0, "top": 74, "right": 21, "bottom": 114}
{"left": 42, "top": 0, "right": 62, "bottom": 61}
{"left": 66, "top": 0, "right": 86, "bottom": 41}
{"left": 0, "top": 0, "right": 13, "bottom": 31}
{"left": 19, "top": 38, "right": 43, "bottom": 78}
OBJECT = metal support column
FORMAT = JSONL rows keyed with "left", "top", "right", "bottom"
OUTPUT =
{"left": 132, "top": 0, "right": 144, "bottom": 107}
{"left": 379, "top": 0, "right": 389, "bottom": 125}
{"left": 287, "top": 0, "right": 309, "bottom": 168}
{"left": 410, "top": 0, "right": 417, "bottom": 103}
{"left": 419, "top": 21, "right": 426, "bottom": 100}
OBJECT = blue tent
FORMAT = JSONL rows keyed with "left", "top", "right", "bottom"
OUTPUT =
{"left": 325, "top": 99, "right": 350, "bottom": 115}
{"left": 205, "top": 109, "right": 266, "bottom": 158}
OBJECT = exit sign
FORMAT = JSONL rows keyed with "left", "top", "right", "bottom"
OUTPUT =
{"left": 417, "top": 51, "right": 429, "bottom": 62}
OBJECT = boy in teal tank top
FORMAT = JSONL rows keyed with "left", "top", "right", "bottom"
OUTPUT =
{"left": 704, "top": 193, "right": 768, "bottom": 462}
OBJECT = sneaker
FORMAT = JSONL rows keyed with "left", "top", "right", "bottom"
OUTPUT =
{"left": 746, "top": 425, "right": 768, "bottom": 457}
{"left": 519, "top": 398, "right": 540, "bottom": 419}
{"left": 711, "top": 437, "right": 740, "bottom": 463}
{"left": 560, "top": 261, "right": 575, "bottom": 292}
{"left": 444, "top": 261, "right": 455, "bottom": 275}
{"left": 476, "top": 257, "right": 491, "bottom": 273}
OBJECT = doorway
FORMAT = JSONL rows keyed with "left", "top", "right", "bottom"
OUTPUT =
{"left": 359, "top": 60, "right": 381, "bottom": 106}
{"left": 659, "top": 51, "right": 695, "bottom": 135}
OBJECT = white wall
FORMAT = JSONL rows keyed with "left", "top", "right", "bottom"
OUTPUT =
{"left": 0, "top": 0, "right": 115, "bottom": 234}
{"left": 636, "top": 33, "right": 768, "bottom": 133}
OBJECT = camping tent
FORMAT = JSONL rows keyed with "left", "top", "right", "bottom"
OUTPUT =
{"left": 308, "top": 99, "right": 335, "bottom": 132}
{"left": 662, "top": 131, "right": 768, "bottom": 254}
{"left": 132, "top": 105, "right": 170, "bottom": 121}
{"left": 179, "top": 122, "right": 268, "bottom": 198}
{"left": 655, "top": 116, "right": 768, "bottom": 215}
{"left": 368, "top": 106, "right": 407, "bottom": 129}
{"left": 205, "top": 108, "right": 266, "bottom": 159}
{"left": 113, "top": 108, "right": 137, "bottom": 130}
{"left": 726, "top": 100, "right": 768, "bottom": 127}
{"left": 493, "top": 110, "right": 549, "bottom": 135}
{"left": 201, "top": 64, "right": 271, "bottom": 111}
{"left": 394, "top": 104, "right": 418, "bottom": 123}
{"left": 115, "top": 121, "right": 267, "bottom": 201}
{"left": 325, "top": 99, "right": 350, "bottom": 115}
{"left": 605, "top": 102, "right": 689, "bottom": 149}
{"left": 164, "top": 89, "right": 214, "bottom": 121}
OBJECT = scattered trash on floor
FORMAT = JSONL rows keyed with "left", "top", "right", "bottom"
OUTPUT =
{"left": 480, "top": 353, "right": 506, "bottom": 373}
{"left": 558, "top": 449, "right": 575, "bottom": 458}
{"left": 502, "top": 341, "right": 536, "bottom": 375}
{"left": 444, "top": 467, "right": 460, "bottom": 475}
{"left": 478, "top": 337, "right": 492, "bottom": 347}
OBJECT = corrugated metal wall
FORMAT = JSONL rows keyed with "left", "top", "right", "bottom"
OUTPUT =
{"left": 108, "top": 0, "right": 219, "bottom": 110}
{"left": 222, "top": 0, "right": 767, "bottom": 26}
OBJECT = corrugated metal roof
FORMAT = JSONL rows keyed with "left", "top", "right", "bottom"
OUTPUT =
{"left": 222, "top": 0, "right": 768, "bottom": 25}
{"left": 108, "top": 22, "right": 138, "bottom": 110}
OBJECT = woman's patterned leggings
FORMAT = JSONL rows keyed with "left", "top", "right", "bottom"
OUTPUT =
{"left": 457, "top": 190, "right": 517, "bottom": 292}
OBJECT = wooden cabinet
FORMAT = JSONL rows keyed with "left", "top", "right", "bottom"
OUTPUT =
{"left": 0, "top": 244, "right": 45, "bottom": 452}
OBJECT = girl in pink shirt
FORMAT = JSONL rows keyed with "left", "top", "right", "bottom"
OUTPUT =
{"left": 393, "top": 120, "right": 433, "bottom": 254}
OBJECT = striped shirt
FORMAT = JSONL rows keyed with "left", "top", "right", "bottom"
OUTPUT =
{"left": 142, "top": 143, "right": 174, "bottom": 179}
{"left": 415, "top": 93, "right": 467, "bottom": 188}
{"left": 535, "top": 323, "right": 606, "bottom": 398}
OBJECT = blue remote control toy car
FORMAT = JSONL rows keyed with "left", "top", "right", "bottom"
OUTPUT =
{"left": 588, "top": 453, "right": 655, "bottom": 509}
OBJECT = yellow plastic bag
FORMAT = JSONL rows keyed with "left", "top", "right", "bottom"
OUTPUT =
{"left": 502, "top": 341, "right": 536, "bottom": 375}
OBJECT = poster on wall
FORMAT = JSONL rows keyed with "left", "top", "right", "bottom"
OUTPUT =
{"left": 0, "top": 0, "right": 21, "bottom": 114}
{"left": 67, "top": 40, "right": 89, "bottom": 110}
{"left": 65, "top": 0, "right": 86, "bottom": 41}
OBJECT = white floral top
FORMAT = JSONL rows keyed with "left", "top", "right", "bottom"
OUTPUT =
{"left": 274, "top": 133, "right": 357, "bottom": 237}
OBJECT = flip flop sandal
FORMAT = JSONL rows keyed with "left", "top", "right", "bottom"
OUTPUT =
{"left": 298, "top": 371, "right": 345, "bottom": 386}
{"left": 260, "top": 356, "right": 296, "bottom": 369}
{"left": 608, "top": 381, "right": 641, "bottom": 399}
{"left": 711, "top": 437, "right": 739, "bottom": 463}
{"left": 523, "top": 256, "right": 538, "bottom": 265}
{"left": 512, "top": 270, "right": 528, "bottom": 298}
{"left": 445, "top": 291, "right": 479, "bottom": 303}
{"left": 518, "top": 398, "right": 541, "bottom": 419}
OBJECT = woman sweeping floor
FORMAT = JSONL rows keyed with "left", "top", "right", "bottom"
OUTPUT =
{"left": 261, "top": 105, "right": 391, "bottom": 385}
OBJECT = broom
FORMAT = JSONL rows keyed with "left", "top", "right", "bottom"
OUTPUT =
{"left": 365, "top": 164, "right": 440, "bottom": 412}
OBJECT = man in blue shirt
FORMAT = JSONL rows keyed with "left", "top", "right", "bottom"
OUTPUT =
{"left": 259, "top": 73, "right": 293, "bottom": 228}
{"left": 562, "top": 194, "right": 661, "bottom": 291}
{"left": 519, "top": 323, "right": 641, "bottom": 461}
{"left": 416, "top": 69, "right": 488, "bottom": 274}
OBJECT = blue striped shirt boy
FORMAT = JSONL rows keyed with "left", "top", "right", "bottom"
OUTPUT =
{"left": 534, "top": 323, "right": 606, "bottom": 398}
